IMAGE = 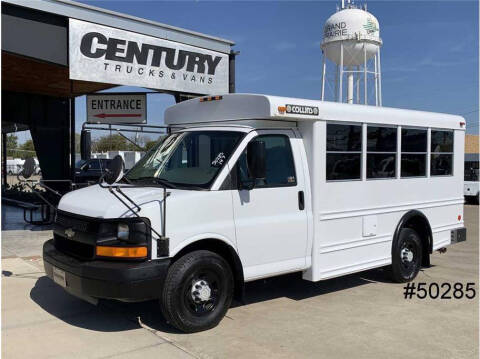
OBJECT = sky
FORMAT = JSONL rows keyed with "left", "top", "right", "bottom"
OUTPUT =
{"left": 17, "top": 0, "right": 478, "bottom": 144}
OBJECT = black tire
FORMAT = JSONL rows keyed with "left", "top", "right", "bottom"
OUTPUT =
{"left": 390, "top": 228, "right": 423, "bottom": 283}
{"left": 161, "top": 250, "right": 234, "bottom": 333}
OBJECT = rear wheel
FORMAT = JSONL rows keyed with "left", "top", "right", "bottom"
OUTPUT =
{"left": 390, "top": 228, "right": 423, "bottom": 283}
{"left": 161, "top": 250, "right": 234, "bottom": 333}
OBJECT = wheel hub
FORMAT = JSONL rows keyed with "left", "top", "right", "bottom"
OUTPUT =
{"left": 191, "top": 280, "right": 211, "bottom": 302}
{"left": 401, "top": 247, "right": 414, "bottom": 263}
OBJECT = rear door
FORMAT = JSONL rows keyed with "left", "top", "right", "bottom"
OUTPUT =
{"left": 230, "top": 129, "right": 308, "bottom": 280}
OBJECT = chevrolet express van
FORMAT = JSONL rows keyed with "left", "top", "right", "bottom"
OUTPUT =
{"left": 43, "top": 94, "right": 467, "bottom": 332}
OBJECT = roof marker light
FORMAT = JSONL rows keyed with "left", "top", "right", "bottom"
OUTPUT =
{"left": 199, "top": 96, "right": 223, "bottom": 103}
{"left": 278, "top": 106, "right": 286, "bottom": 114}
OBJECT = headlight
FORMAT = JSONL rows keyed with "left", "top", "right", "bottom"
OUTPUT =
{"left": 117, "top": 223, "right": 130, "bottom": 241}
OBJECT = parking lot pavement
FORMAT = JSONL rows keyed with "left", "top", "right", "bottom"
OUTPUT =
{"left": 2, "top": 204, "right": 478, "bottom": 359}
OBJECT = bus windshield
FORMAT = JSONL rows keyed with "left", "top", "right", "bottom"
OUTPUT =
{"left": 126, "top": 131, "right": 244, "bottom": 189}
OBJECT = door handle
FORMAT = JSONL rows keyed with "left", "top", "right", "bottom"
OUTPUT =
{"left": 298, "top": 191, "right": 305, "bottom": 211}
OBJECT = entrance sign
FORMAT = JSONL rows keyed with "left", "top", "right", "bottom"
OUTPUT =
{"left": 86, "top": 93, "right": 147, "bottom": 124}
{"left": 69, "top": 19, "right": 229, "bottom": 95}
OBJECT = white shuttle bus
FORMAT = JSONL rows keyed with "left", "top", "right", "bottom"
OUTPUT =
{"left": 44, "top": 94, "right": 467, "bottom": 332}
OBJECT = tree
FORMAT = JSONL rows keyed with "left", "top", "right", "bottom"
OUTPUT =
{"left": 6, "top": 134, "right": 19, "bottom": 158}
{"left": 19, "top": 139, "right": 37, "bottom": 159}
{"left": 92, "top": 134, "right": 136, "bottom": 152}
{"left": 144, "top": 140, "right": 159, "bottom": 151}
{"left": 7, "top": 134, "right": 17, "bottom": 149}
{"left": 75, "top": 133, "right": 81, "bottom": 153}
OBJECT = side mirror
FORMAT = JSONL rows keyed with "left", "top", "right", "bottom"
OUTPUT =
{"left": 80, "top": 130, "right": 91, "bottom": 160}
{"left": 104, "top": 155, "right": 124, "bottom": 185}
{"left": 247, "top": 140, "right": 266, "bottom": 180}
{"left": 239, "top": 140, "right": 266, "bottom": 190}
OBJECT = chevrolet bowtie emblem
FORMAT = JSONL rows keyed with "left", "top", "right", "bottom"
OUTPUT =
{"left": 65, "top": 228, "right": 75, "bottom": 239}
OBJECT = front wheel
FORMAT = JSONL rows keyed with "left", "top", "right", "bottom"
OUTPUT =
{"left": 390, "top": 228, "right": 423, "bottom": 283}
{"left": 160, "top": 250, "right": 234, "bottom": 333}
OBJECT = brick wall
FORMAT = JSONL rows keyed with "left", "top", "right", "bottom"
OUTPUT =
{"left": 465, "top": 135, "right": 479, "bottom": 154}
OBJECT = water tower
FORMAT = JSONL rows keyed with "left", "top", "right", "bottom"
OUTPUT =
{"left": 320, "top": 0, "right": 382, "bottom": 106}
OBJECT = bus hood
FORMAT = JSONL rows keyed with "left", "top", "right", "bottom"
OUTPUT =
{"left": 57, "top": 184, "right": 193, "bottom": 219}
{"left": 57, "top": 184, "right": 237, "bottom": 257}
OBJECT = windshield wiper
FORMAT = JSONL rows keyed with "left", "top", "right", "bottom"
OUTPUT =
{"left": 128, "top": 176, "right": 178, "bottom": 189}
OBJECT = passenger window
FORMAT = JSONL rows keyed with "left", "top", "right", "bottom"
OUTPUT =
{"left": 326, "top": 124, "right": 362, "bottom": 180}
{"left": 367, "top": 126, "right": 397, "bottom": 179}
{"left": 401, "top": 128, "right": 427, "bottom": 177}
{"left": 89, "top": 161, "right": 100, "bottom": 170}
{"left": 431, "top": 130, "right": 453, "bottom": 176}
{"left": 237, "top": 134, "right": 296, "bottom": 188}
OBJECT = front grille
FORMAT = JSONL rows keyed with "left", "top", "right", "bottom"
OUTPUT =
{"left": 55, "top": 212, "right": 91, "bottom": 232}
{"left": 54, "top": 234, "right": 95, "bottom": 260}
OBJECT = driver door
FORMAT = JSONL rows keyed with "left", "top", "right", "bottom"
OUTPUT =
{"left": 230, "top": 130, "right": 308, "bottom": 280}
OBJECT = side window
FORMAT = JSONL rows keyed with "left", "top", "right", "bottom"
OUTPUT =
{"left": 401, "top": 128, "right": 427, "bottom": 177}
{"left": 89, "top": 160, "right": 100, "bottom": 170}
{"left": 367, "top": 126, "right": 397, "bottom": 179}
{"left": 431, "top": 130, "right": 453, "bottom": 176}
{"left": 237, "top": 134, "right": 297, "bottom": 188}
{"left": 100, "top": 159, "right": 109, "bottom": 170}
{"left": 326, "top": 123, "right": 362, "bottom": 181}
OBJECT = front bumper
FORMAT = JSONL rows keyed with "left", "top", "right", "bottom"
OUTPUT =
{"left": 43, "top": 239, "right": 170, "bottom": 302}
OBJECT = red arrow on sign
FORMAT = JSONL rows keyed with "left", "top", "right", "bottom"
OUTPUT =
{"left": 94, "top": 113, "right": 142, "bottom": 119}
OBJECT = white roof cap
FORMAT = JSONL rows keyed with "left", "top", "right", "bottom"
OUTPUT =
{"left": 165, "top": 93, "right": 465, "bottom": 130}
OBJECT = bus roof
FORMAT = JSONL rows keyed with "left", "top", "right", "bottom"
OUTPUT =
{"left": 164, "top": 93, "right": 465, "bottom": 130}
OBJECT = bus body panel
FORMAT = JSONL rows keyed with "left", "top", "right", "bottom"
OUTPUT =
{"left": 299, "top": 121, "right": 464, "bottom": 281}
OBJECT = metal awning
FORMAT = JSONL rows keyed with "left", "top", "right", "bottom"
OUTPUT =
{"left": 1, "top": 0, "right": 235, "bottom": 99}
{"left": 3, "top": 0, "right": 234, "bottom": 53}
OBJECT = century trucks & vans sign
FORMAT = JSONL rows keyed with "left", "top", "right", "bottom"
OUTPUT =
{"left": 69, "top": 19, "right": 229, "bottom": 95}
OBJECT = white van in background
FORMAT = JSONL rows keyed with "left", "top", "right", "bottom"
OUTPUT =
{"left": 43, "top": 94, "right": 467, "bottom": 332}
{"left": 464, "top": 153, "right": 479, "bottom": 203}
{"left": 6, "top": 158, "right": 41, "bottom": 176}
{"left": 6, "top": 158, "right": 24, "bottom": 175}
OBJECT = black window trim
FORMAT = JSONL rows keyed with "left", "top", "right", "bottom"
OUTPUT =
{"left": 430, "top": 128, "right": 454, "bottom": 177}
{"left": 246, "top": 133, "right": 297, "bottom": 189}
{"left": 326, "top": 122, "right": 363, "bottom": 182}
{"left": 220, "top": 132, "right": 298, "bottom": 190}
{"left": 366, "top": 125, "right": 398, "bottom": 180}
{"left": 400, "top": 126, "right": 428, "bottom": 178}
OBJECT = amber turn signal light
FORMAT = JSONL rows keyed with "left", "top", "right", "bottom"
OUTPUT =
{"left": 96, "top": 246, "right": 147, "bottom": 258}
